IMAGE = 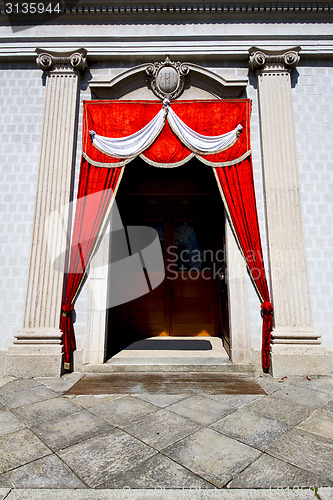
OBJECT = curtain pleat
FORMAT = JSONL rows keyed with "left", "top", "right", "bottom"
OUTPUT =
{"left": 60, "top": 158, "right": 123, "bottom": 369}
{"left": 214, "top": 158, "right": 273, "bottom": 371}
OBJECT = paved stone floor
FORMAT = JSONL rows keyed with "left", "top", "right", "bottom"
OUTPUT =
{"left": 0, "top": 372, "right": 332, "bottom": 499}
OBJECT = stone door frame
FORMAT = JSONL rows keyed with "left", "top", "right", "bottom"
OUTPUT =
{"left": 82, "top": 62, "right": 252, "bottom": 367}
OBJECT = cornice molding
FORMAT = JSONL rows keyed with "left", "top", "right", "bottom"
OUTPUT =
{"left": 0, "top": 40, "right": 332, "bottom": 63}
{"left": 249, "top": 46, "right": 301, "bottom": 73}
{"left": 35, "top": 48, "right": 87, "bottom": 74}
{"left": 1, "top": 3, "right": 332, "bottom": 16}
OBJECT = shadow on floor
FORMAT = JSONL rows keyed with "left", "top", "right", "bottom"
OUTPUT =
{"left": 124, "top": 339, "right": 213, "bottom": 351}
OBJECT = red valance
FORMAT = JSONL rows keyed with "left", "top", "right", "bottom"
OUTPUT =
{"left": 61, "top": 99, "right": 273, "bottom": 371}
{"left": 83, "top": 99, "right": 251, "bottom": 167}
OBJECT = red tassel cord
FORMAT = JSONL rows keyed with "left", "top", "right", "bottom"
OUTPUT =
{"left": 261, "top": 301, "right": 274, "bottom": 372}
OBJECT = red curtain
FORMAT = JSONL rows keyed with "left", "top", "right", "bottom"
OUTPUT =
{"left": 214, "top": 158, "right": 273, "bottom": 371}
{"left": 60, "top": 159, "right": 122, "bottom": 369}
{"left": 62, "top": 99, "right": 273, "bottom": 371}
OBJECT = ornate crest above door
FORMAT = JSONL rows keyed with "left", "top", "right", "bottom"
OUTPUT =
{"left": 145, "top": 57, "right": 190, "bottom": 100}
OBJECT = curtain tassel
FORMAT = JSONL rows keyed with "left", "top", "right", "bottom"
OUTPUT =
{"left": 261, "top": 301, "right": 274, "bottom": 373}
{"left": 60, "top": 304, "right": 76, "bottom": 371}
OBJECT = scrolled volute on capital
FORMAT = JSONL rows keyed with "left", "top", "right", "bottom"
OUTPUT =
{"left": 249, "top": 47, "right": 301, "bottom": 72}
{"left": 36, "top": 48, "right": 87, "bottom": 73}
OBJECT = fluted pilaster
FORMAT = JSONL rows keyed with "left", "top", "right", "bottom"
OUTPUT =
{"left": 6, "top": 49, "right": 87, "bottom": 377}
{"left": 249, "top": 47, "right": 329, "bottom": 376}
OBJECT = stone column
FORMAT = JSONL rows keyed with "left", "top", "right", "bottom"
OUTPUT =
{"left": 6, "top": 49, "right": 87, "bottom": 377}
{"left": 249, "top": 47, "right": 329, "bottom": 376}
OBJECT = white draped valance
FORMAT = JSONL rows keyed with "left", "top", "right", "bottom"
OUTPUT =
{"left": 89, "top": 106, "right": 167, "bottom": 159}
{"left": 167, "top": 107, "right": 242, "bottom": 154}
{"left": 89, "top": 100, "right": 243, "bottom": 160}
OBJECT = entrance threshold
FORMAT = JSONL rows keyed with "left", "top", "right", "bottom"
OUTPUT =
{"left": 113, "top": 337, "right": 228, "bottom": 359}
{"left": 83, "top": 337, "right": 255, "bottom": 373}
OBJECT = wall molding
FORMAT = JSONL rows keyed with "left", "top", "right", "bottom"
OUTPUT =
{"left": 1, "top": 3, "right": 332, "bottom": 16}
{"left": 89, "top": 61, "right": 247, "bottom": 99}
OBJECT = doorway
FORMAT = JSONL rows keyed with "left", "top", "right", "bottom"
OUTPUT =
{"left": 107, "top": 159, "right": 229, "bottom": 358}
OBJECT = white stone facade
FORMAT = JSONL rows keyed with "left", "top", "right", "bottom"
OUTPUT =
{"left": 293, "top": 62, "right": 333, "bottom": 352}
{"left": 0, "top": 2, "right": 332, "bottom": 376}
{"left": 0, "top": 64, "right": 44, "bottom": 349}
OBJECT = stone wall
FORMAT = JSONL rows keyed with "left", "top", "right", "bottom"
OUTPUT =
{"left": 292, "top": 60, "right": 333, "bottom": 350}
{"left": 0, "top": 63, "right": 44, "bottom": 350}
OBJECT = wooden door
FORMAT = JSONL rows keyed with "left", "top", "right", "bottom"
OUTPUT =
{"left": 168, "top": 213, "right": 217, "bottom": 337}
{"left": 107, "top": 161, "right": 229, "bottom": 356}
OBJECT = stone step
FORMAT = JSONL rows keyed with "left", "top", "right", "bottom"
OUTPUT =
{"left": 82, "top": 358, "right": 255, "bottom": 373}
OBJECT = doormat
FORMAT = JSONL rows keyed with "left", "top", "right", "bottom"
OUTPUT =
{"left": 66, "top": 373, "right": 267, "bottom": 396}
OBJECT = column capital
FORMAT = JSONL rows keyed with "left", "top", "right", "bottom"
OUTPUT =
{"left": 35, "top": 48, "right": 87, "bottom": 75}
{"left": 249, "top": 46, "right": 301, "bottom": 74}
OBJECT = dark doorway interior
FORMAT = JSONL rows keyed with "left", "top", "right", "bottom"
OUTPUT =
{"left": 107, "top": 159, "right": 229, "bottom": 358}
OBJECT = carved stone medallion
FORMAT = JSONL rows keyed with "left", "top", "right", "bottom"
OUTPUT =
{"left": 146, "top": 57, "right": 190, "bottom": 100}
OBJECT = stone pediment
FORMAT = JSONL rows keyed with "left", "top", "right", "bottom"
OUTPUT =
{"left": 89, "top": 61, "right": 248, "bottom": 100}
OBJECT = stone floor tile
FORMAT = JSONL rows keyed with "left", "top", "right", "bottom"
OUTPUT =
{"left": 0, "top": 428, "right": 51, "bottom": 474}
{"left": 227, "top": 454, "right": 333, "bottom": 488}
{"left": 135, "top": 394, "right": 191, "bottom": 408}
{"left": 0, "top": 378, "right": 40, "bottom": 395}
{"left": 272, "top": 385, "right": 333, "bottom": 408}
{"left": 4, "top": 491, "right": 114, "bottom": 500}
{"left": 0, "top": 489, "right": 10, "bottom": 499}
{"left": 166, "top": 395, "right": 237, "bottom": 425}
{"left": 244, "top": 395, "right": 314, "bottom": 426}
{"left": 163, "top": 427, "right": 261, "bottom": 487}
{"left": 211, "top": 408, "right": 290, "bottom": 451}
{"left": 58, "top": 427, "right": 156, "bottom": 488}
{"left": 100, "top": 453, "right": 214, "bottom": 489}
{"left": 297, "top": 409, "right": 333, "bottom": 440}
{"left": 37, "top": 373, "right": 84, "bottom": 394}
{"left": 267, "top": 428, "right": 333, "bottom": 481}
{"left": 0, "top": 385, "right": 57, "bottom": 410}
{"left": 4, "top": 488, "right": 333, "bottom": 499}
{"left": 0, "top": 454, "right": 86, "bottom": 488}
{"left": 318, "top": 487, "right": 333, "bottom": 500}
{"left": 68, "top": 394, "right": 125, "bottom": 410}
{"left": 13, "top": 396, "right": 82, "bottom": 427}
{"left": 292, "top": 377, "right": 333, "bottom": 395}
{"left": 0, "top": 410, "right": 26, "bottom": 437}
{"left": 119, "top": 409, "right": 201, "bottom": 450}
{"left": 0, "top": 404, "right": 5, "bottom": 412}
{"left": 0, "top": 377, "right": 15, "bottom": 389}
{"left": 80, "top": 395, "right": 160, "bottom": 426}
{"left": 208, "top": 394, "right": 264, "bottom": 408}
{"left": 254, "top": 375, "right": 298, "bottom": 394}
{"left": 322, "top": 399, "right": 333, "bottom": 413}
{"left": 31, "top": 409, "right": 115, "bottom": 452}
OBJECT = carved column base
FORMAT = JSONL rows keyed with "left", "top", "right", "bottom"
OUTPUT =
{"left": 272, "top": 327, "right": 321, "bottom": 345}
{"left": 5, "top": 328, "right": 63, "bottom": 377}
{"left": 270, "top": 343, "right": 330, "bottom": 378}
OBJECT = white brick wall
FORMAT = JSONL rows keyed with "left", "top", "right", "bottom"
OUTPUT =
{"left": 0, "top": 63, "right": 44, "bottom": 349}
{"left": 292, "top": 61, "right": 333, "bottom": 350}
